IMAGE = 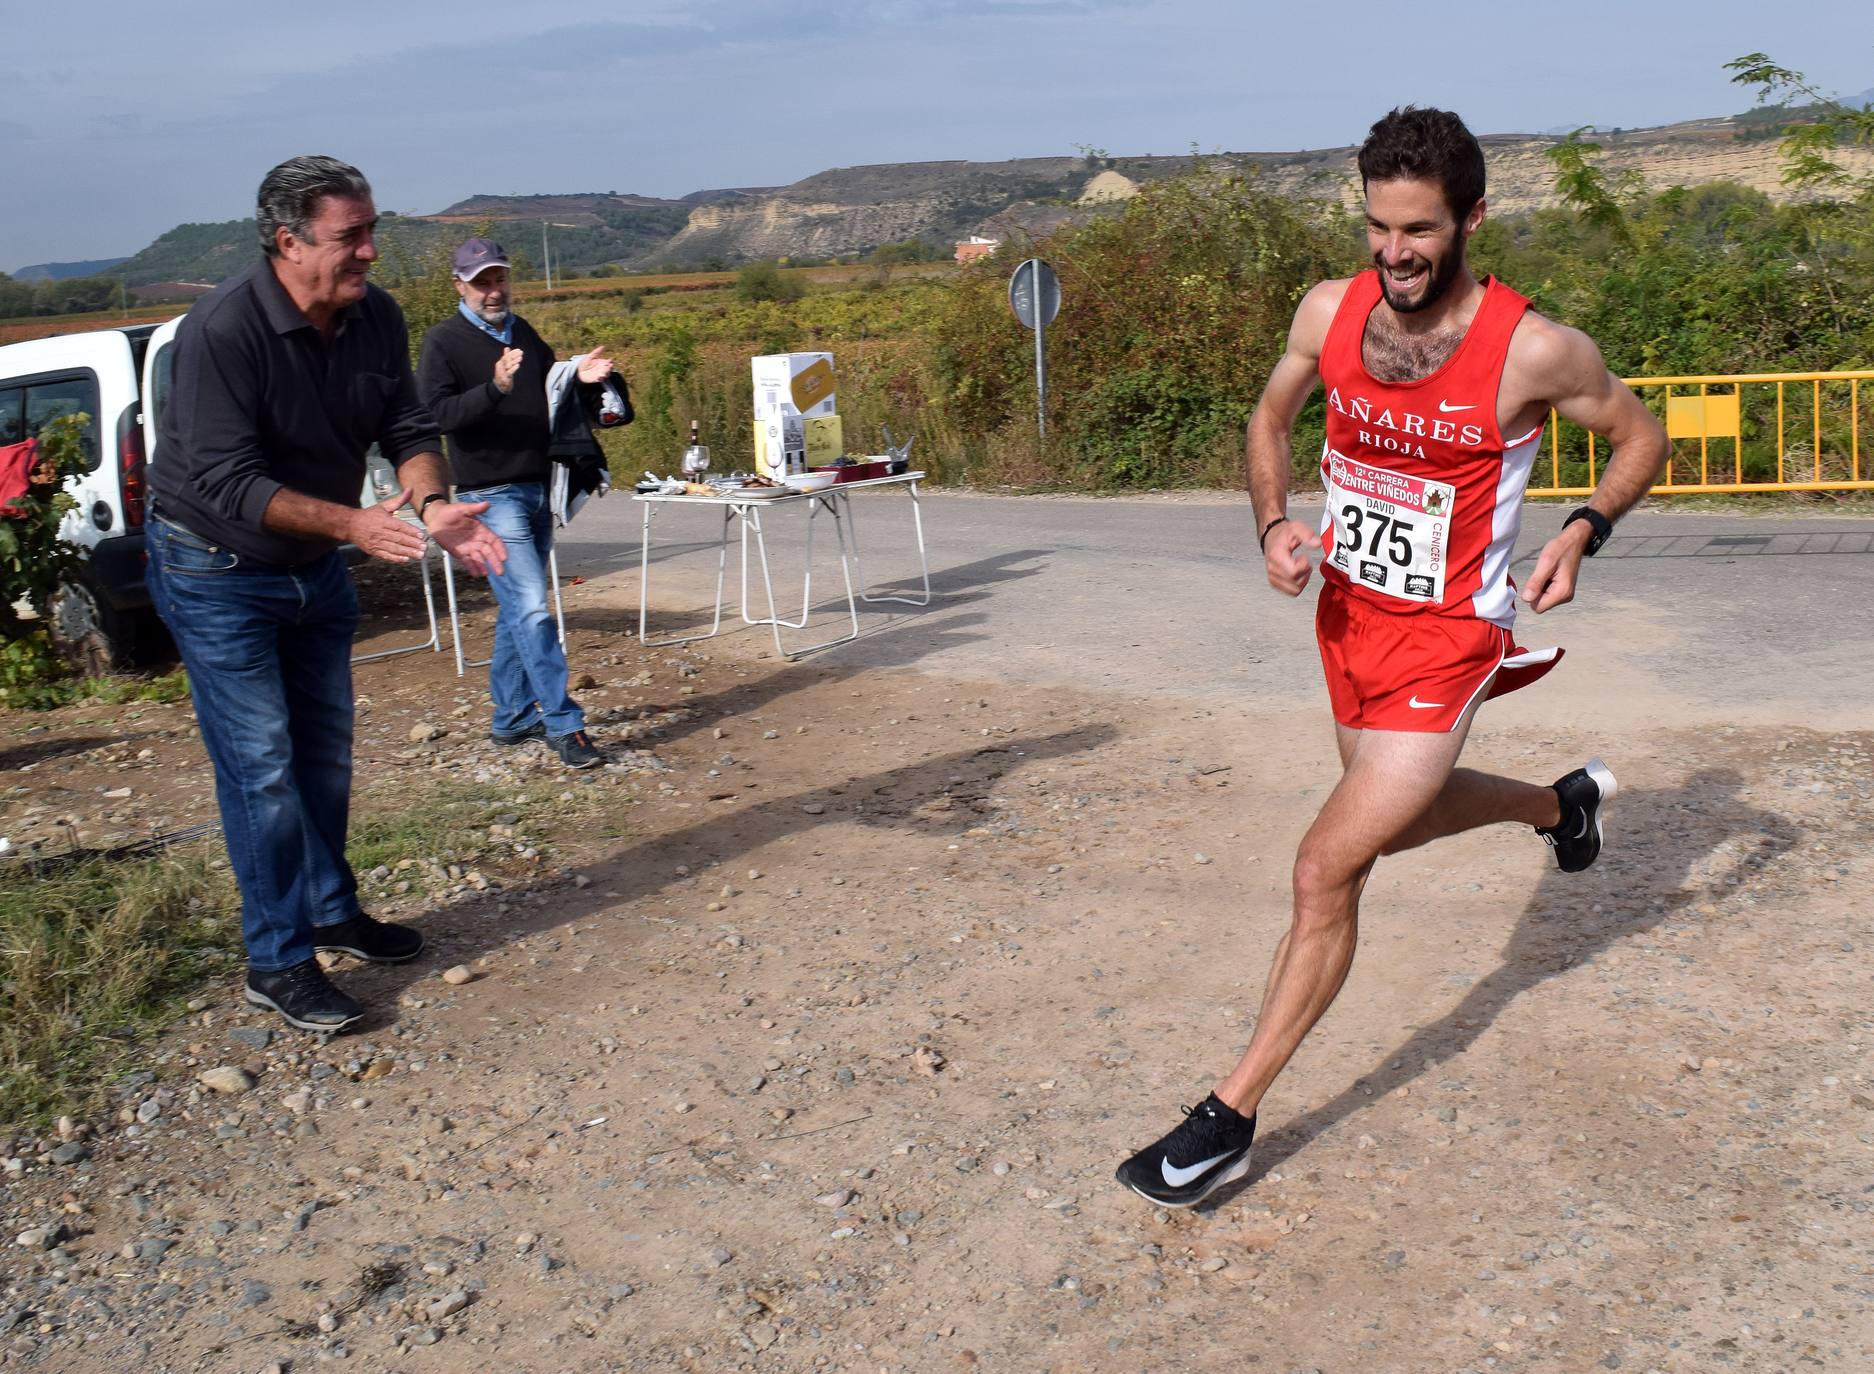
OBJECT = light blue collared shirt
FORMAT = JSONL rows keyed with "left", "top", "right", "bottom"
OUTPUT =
{"left": 458, "top": 300, "right": 514, "bottom": 345}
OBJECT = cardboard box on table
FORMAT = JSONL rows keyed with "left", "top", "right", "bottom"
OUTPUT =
{"left": 753, "top": 414, "right": 843, "bottom": 480}
{"left": 752, "top": 353, "right": 837, "bottom": 419}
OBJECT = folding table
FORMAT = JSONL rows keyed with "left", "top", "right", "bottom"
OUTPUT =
{"left": 635, "top": 471, "right": 929, "bottom": 658}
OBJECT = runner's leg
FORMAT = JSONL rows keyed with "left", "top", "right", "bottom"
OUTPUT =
{"left": 1214, "top": 707, "right": 1482, "bottom": 1118}
{"left": 1246, "top": 722, "right": 1367, "bottom": 1038}
{"left": 1382, "top": 767, "right": 1561, "bottom": 854}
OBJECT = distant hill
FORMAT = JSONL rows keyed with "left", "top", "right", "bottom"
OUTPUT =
{"left": 12, "top": 257, "right": 129, "bottom": 282}
{"left": 429, "top": 191, "right": 688, "bottom": 221}
{"left": 92, "top": 103, "right": 1874, "bottom": 287}
{"left": 412, "top": 196, "right": 694, "bottom": 270}
{"left": 113, "top": 220, "right": 257, "bottom": 288}
{"left": 110, "top": 199, "right": 696, "bottom": 288}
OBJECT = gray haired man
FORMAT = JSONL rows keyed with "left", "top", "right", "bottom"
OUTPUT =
{"left": 146, "top": 155, "right": 507, "bottom": 1033}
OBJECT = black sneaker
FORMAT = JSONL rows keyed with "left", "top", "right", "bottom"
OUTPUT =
{"left": 312, "top": 912, "right": 424, "bottom": 963}
{"left": 1536, "top": 757, "right": 1618, "bottom": 873}
{"left": 246, "top": 959, "right": 364, "bottom": 1033}
{"left": 548, "top": 728, "right": 602, "bottom": 769}
{"left": 491, "top": 721, "right": 546, "bottom": 746}
{"left": 1115, "top": 1093, "right": 1258, "bottom": 1208}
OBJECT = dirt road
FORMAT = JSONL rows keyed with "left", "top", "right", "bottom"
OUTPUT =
{"left": 2, "top": 494, "right": 1872, "bottom": 1373}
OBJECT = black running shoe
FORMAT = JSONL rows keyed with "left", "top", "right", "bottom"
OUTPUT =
{"left": 1536, "top": 757, "right": 1618, "bottom": 873}
{"left": 491, "top": 721, "right": 546, "bottom": 746}
{"left": 246, "top": 958, "right": 364, "bottom": 1033}
{"left": 548, "top": 728, "right": 603, "bottom": 770}
{"left": 312, "top": 912, "right": 425, "bottom": 963}
{"left": 1115, "top": 1093, "right": 1258, "bottom": 1208}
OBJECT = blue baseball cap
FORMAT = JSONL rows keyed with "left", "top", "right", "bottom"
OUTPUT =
{"left": 452, "top": 237, "right": 511, "bottom": 281}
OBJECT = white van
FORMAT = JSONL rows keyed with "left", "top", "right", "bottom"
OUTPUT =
{"left": 5, "top": 314, "right": 416, "bottom": 672}
{"left": 0, "top": 320, "right": 178, "bottom": 670}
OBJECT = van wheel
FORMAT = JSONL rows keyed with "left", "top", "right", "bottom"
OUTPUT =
{"left": 48, "top": 575, "right": 136, "bottom": 677}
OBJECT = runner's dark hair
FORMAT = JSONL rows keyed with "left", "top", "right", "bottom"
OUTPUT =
{"left": 1357, "top": 107, "right": 1486, "bottom": 222}
{"left": 256, "top": 155, "right": 372, "bottom": 257}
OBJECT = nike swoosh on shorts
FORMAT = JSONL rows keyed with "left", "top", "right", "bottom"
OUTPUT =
{"left": 1408, "top": 696, "right": 1446, "bottom": 709}
{"left": 1161, "top": 1151, "right": 1234, "bottom": 1187}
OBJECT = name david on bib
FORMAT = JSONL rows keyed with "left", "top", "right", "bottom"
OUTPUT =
{"left": 1324, "top": 451, "right": 1456, "bottom": 604}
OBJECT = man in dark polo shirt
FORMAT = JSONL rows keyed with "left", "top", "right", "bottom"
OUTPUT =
{"left": 146, "top": 154, "right": 507, "bottom": 1034}
{"left": 416, "top": 237, "right": 613, "bottom": 768}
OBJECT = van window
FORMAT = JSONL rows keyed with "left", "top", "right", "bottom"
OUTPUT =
{"left": 24, "top": 376, "right": 100, "bottom": 471}
{"left": 148, "top": 340, "right": 175, "bottom": 435}
{"left": 0, "top": 387, "right": 23, "bottom": 445}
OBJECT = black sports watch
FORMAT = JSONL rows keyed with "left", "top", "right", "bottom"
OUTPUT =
{"left": 1564, "top": 506, "right": 1613, "bottom": 556}
{"left": 418, "top": 492, "right": 451, "bottom": 520}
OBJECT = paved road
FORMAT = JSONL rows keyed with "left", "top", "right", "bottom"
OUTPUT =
{"left": 556, "top": 489, "right": 1874, "bottom": 729}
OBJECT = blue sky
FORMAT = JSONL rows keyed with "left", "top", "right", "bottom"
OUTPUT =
{"left": 2, "top": 0, "right": 1870, "bottom": 270}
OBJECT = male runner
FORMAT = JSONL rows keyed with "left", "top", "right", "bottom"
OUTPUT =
{"left": 1116, "top": 107, "right": 1669, "bottom": 1207}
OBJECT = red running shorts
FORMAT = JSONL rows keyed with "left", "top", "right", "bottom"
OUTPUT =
{"left": 1314, "top": 581, "right": 1561, "bottom": 733}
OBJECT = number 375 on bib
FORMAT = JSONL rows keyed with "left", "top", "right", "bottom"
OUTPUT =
{"left": 1323, "top": 451, "right": 1454, "bottom": 605}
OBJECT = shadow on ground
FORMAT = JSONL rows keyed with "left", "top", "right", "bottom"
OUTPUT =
{"left": 343, "top": 720, "right": 1120, "bottom": 1021}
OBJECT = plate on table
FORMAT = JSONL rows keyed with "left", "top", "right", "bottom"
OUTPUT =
{"left": 733, "top": 485, "right": 794, "bottom": 500}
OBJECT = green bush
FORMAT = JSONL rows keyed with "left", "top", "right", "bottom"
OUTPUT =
{"left": 0, "top": 415, "right": 88, "bottom": 700}
{"left": 926, "top": 166, "right": 1355, "bottom": 488}
{"left": 735, "top": 260, "right": 805, "bottom": 304}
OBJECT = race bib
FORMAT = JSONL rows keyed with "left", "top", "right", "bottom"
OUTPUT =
{"left": 1323, "top": 450, "right": 1455, "bottom": 604}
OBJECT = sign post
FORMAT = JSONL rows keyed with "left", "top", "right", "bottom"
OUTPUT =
{"left": 1008, "top": 259, "right": 1061, "bottom": 437}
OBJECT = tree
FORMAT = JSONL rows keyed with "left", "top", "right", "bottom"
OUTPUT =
{"left": 1544, "top": 129, "right": 1638, "bottom": 244}
{"left": 1724, "top": 53, "right": 1874, "bottom": 195}
{"left": 735, "top": 260, "right": 804, "bottom": 303}
{"left": 1724, "top": 53, "right": 1874, "bottom": 342}
{"left": 0, "top": 272, "right": 31, "bottom": 318}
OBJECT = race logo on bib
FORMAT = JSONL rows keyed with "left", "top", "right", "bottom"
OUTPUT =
{"left": 1323, "top": 451, "right": 1456, "bottom": 605}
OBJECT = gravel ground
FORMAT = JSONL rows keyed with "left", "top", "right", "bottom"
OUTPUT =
{"left": 2, "top": 547, "right": 1872, "bottom": 1373}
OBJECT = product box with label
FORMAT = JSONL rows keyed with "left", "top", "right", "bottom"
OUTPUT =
{"left": 752, "top": 353, "right": 837, "bottom": 419}
{"left": 753, "top": 417, "right": 804, "bottom": 479}
{"left": 753, "top": 413, "right": 844, "bottom": 479}
{"left": 802, "top": 414, "right": 842, "bottom": 467}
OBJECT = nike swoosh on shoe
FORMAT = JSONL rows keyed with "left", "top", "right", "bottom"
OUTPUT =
{"left": 1162, "top": 1151, "right": 1235, "bottom": 1187}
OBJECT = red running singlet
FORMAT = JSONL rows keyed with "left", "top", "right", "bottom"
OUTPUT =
{"left": 1316, "top": 271, "right": 1544, "bottom": 630}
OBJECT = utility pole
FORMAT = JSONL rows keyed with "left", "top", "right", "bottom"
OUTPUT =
{"left": 542, "top": 221, "right": 552, "bottom": 292}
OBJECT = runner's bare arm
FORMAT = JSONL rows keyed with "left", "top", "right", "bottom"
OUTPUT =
{"left": 1514, "top": 324, "right": 1668, "bottom": 613}
{"left": 1248, "top": 281, "right": 1345, "bottom": 597}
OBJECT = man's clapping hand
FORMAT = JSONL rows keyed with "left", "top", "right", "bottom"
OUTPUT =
{"left": 423, "top": 499, "right": 507, "bottom": 577}
{"left": 345, "top": 490, "right": 428, "bottom": 563}
{"left": 493, "top": 347, "right": 524, "bottom": 394}
{"left": 576, "top": 346, "right": 614, "bottom": 384}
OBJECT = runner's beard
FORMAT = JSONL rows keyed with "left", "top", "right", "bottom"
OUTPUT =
{"left": 1376, "top": 246, "right": 1461, "bottom": 314}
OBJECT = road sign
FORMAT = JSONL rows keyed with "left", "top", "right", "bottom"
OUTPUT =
{"left": 1008, "top": 259, "right": 1061, "bottom": 330}
{"left": 1009, "top": 259, "right": 1061, "bottom": 437}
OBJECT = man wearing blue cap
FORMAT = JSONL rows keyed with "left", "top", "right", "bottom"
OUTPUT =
{"left": 417, "top": 237, "right": 613, "bottom": 768}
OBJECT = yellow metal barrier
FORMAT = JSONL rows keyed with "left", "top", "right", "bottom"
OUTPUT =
{"left": 1528, "top": 370, "right": 1874, "bottom": 496}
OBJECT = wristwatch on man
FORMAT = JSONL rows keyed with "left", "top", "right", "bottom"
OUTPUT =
{"left": 1564, "top": 506, "right": 1613, "bottom": 557}
{"left": 418, "top": 492, "right": 451, "bottom": 522}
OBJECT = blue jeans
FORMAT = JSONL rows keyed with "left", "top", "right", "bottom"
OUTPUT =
{"left": 457, "top": 481, "right": 582, "bottom": 738}
{"left": 145, "top": 515, "right": 362, "bottom": 972}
